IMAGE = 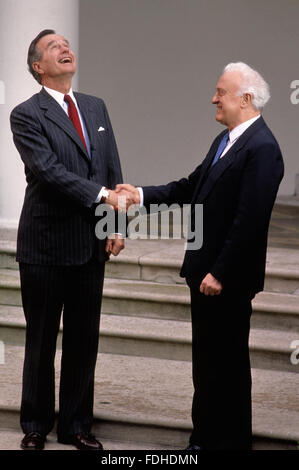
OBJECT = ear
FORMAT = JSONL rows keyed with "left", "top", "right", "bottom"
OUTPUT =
{"left": 241, "top": 93, "right": 252, "bottom": 107}
{"left": 32, "top": 61, "right": 44, "bottom": 77}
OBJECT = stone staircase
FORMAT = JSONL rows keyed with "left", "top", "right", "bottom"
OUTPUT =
{"left": 0, "top": 232, "right": 299, "bottom": 450}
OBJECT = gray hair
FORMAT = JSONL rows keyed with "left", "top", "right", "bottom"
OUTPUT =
{"left": 223, "top": 62, "right": 270, "bottom": 110}
{"left": 27, "top": 29, "right": 56, "bottom": 84}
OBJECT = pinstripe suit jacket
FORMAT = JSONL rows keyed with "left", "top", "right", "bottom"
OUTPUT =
{"left": 10, "top": 87, "right": 123, "bottom": 265}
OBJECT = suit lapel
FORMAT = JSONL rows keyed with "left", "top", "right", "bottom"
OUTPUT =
{"left": 195, "top": 116, "right": 266, "bottom": 203}
{"left": 38, "top": 88, "right": 90, "bottom": 162}
{"left": 191, "top": 131, "right": 226, "bottom": 203}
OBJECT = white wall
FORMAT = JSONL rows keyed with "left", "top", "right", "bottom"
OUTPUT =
{"left": 79, "top": 0, "right": 299, "bottom": 195}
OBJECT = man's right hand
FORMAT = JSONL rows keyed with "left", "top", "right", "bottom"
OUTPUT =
{"left": 103, "top": 185, "right": 140, "bottom": 211}
{"left": 103, "top": 189, "right": 121, "bottom": 209}
{"left": 115, "top": 184, "right": 140, "bottom": 210}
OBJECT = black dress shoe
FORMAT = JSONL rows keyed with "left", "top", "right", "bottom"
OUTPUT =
{"left": 184, "top": 444, "right": 202, "bottom": 451}
{"left": 21, "top": 432, "right": 46, "bottom": 450}
{"left": 58, "top": 432, "right": 103, "bottom": 450}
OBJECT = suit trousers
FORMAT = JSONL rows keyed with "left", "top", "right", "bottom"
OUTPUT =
{"left": 19, "top": 257, "right": 105, "bottom": 438}
{"left": 189, "top": 287, "right": 252, "bottom": 450}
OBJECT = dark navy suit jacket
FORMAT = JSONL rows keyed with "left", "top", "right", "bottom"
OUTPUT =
{"left": 10, "top": 87, "right": 123, "bottom": 265}
{"left": 143, "top": 117, "right": 284, "bottom": 297}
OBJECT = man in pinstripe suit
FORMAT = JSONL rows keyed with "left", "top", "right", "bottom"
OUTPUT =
{"left": 10, "top": 30, "right": 124, "bottom": 450}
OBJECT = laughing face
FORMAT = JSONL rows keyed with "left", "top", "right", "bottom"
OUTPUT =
{"left": 211, "top": 71, "right": 245, "bottom": 130}
{"left": 32, "top": 33, "right": 76, "bottom": 84}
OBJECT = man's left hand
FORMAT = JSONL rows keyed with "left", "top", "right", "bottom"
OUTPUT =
{"left": 200, "top": 273, "right": 223, "bottom": 296}
{"left": 105, "top": 234, "right": 125, "bottom": 257}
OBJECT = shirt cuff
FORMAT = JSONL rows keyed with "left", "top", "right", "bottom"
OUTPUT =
{"left": 95, "top": 187, "right": 106, "bottom": 203}
{"left": 108, "top": 233, "right": 124, "bottom": 238}
{"left": 137, "top": 187, "right": 144, "bottom": 206}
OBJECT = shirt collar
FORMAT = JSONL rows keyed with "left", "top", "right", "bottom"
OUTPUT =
{"left": 43, "top": 86, "right": 77, "bottom": 107}
{"left": 228, "top": 115, "right": 261, "bottom": 143}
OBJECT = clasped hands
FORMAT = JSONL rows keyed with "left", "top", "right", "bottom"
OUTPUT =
{"left": 104, "top": 184, "right": 140, "bottom": 212}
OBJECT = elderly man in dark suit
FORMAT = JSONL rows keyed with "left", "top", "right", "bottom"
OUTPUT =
{"left": 116, "top": 62, "right": 284, "bottom": 450}
{"left": 10, "top": 29, "right": 124, "bottom": 450}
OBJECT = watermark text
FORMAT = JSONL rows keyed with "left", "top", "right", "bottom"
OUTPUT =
{"left": 95, "top": 202, "right": 203, "bottom": 251}
{"left": 290, "top": 340, "right": 299, "bottom": 365}
{"left": 290, "top": 80, "right": 299, "bottom": 104}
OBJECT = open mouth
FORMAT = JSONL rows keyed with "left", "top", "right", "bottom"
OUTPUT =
{"left": 59, "top": 57, "right": 72, "bottom": 64}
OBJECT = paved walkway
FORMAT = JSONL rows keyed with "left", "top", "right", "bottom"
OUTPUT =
{"left": 1, "top": 346, "right": 298, "bottom": 450}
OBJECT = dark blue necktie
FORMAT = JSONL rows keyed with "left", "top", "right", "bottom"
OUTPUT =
{"left": 211, "top": 132, "right": 229, "bottom": 166}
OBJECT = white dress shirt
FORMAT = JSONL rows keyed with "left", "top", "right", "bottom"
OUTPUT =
{"left": 137, "top": 114, "right": 261, "bottom": 206}
{"left": 43, "top": 86, "right": 104, "bottom": 203}
{"left": 219, "top": 114, "right": 261, "bottom": 159}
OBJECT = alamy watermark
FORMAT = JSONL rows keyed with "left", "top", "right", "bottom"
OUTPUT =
{"left": 95, "top": 201, "right": 203, "bottom": 250}
{"left": 290, "top": 340, "right": 299, "bottom": 365}
{"left": 0, "top": 80, "right": 5, "bottom": 104}
{"left": 290, "top": 80, "right": 299, "bottom": 104}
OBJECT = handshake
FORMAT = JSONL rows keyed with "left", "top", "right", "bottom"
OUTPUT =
{"left": 103, "top": 184, "right": 141, "bottom": 211}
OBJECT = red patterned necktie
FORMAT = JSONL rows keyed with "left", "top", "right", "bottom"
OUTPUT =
{"left": 64, "top": 94, "right": 87, "bottom": 152}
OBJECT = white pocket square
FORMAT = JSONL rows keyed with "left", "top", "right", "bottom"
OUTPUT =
{"left": 98, "top": 126, "right": 105, "bottom": 132}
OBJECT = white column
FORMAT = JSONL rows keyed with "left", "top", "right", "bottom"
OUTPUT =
{"left": 0, "top": 0, "right": 79, "bottom": 226}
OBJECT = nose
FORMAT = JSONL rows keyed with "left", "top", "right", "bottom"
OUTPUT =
{"left": 59, "top": 41, "right": 70, "bottom": 53}
{"left": 212, "top": 93, "right": 218, "bottom": 104}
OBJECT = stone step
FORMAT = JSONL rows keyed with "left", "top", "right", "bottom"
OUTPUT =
{"left": 0, "top": 345, "right": 298, "bottom": 450}
{"left": 0, "top": 269, "right": 189, "bottom": 318}
{"left": 0, "top": 241, "right": 17, "bottom": 271}
{"left": 264, "top": 246, "right": 299, "bottom": 294}
{"left": 0, "top": 270, "right": 299, "bottom": 332}
{"left": 0, "top": 305, "right": 298, "bottom": 374}
{"left": 1, "top": 239, "right": 299, "bottom": 295}
{"left": 83, "top": 279, "right": 299, "bottom": 333}
{"left": 252, "top": 291, "right": 299, "bottom": 332}
{"left": 109, "top": 243, "right": 299, "bottom": 294}
{"left": 103, "top": 278, "right": 189, "bottom": 321}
